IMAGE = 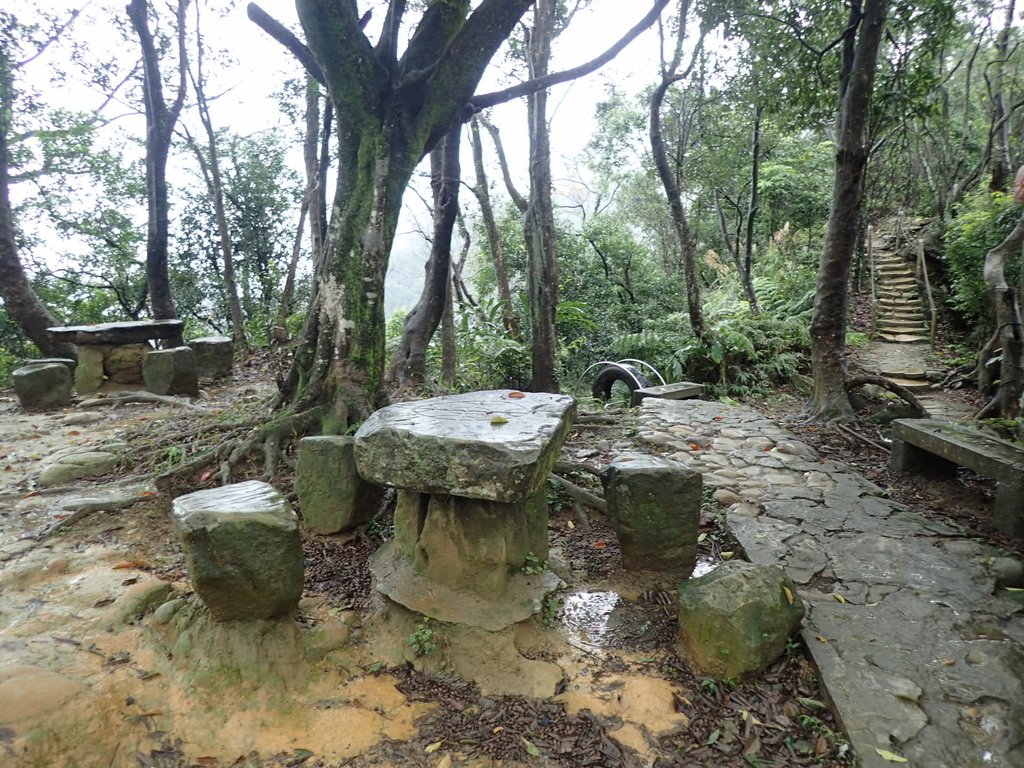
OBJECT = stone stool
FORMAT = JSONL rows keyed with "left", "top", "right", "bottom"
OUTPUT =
{"left": 355, "top": 390, "right": 575, "bottom": 630}
{"left": 602, "top": 453, "right": 703, "bottom": 575}
{"left": 189, "top": 335, "right": 233, "bottom": 380}
{"left": 12, "top": 363, "right": 73, "bottom": 411}
{"left": 171, "top": 480, "right": 304, "bottom": 621}
{"left": 143, "top": 346, "right": 199, "bottom": 396}
{"left": 295, "top": 435, "right": 383, "bottom": 534}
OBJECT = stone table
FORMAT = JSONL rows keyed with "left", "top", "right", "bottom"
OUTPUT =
{"left": 47, "top": 319, "right": 184, "bottom": 394}
{"left": 355, "top": 390, "right": 576, "bottom": 630}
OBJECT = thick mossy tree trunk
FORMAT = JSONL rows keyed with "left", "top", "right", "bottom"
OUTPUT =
{"left": 806, "top": 0, "right": 889, "bottom": 422}
{"left": 278, "top": 0, "right": 535, "bottom": 425}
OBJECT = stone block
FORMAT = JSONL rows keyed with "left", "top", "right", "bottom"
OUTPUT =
{"left": 75, "top": 346, "right": 105, "bottom": 394}
{"left": 106, "top": 344, "right": 148, "bottom": 384}
{"left": 354, "top": 390, "right": 576, "bottom": 502}
{"left": 602, "top": 453, "right": 702, "bottom": 574}
{"left": 143, "top": 346, "right": 199, "bottom": 396}
{"left": 21, "top": 357, "right": 76, "bottom": 373}
{"left": 171, "top": 480, "right": 304, "bottom": 621}
{"left": 12, "top": 363, "right": 73, "bottom": 411}
{"left": 676, "top": 561, "right": 805, "bottom": 679}
{"left": 295, "top": 436, "right": 383, "bottom": 534}
{"left": 190, "top": 335, "right": 234, "bottom": 380}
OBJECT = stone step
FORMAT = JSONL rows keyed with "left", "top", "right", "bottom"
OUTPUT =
{"left": 878, "top": 332, "right": 929, "bottom": 343}
{"left": 886, "top": 376, "right": 934, "bottom": 392}
{"left": 880, "top": 367, "right": 928, "bottom": 380}
{"left": 878, "top": 309, "right": 926, "bottom": 320}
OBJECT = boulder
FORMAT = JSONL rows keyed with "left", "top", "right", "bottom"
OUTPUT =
{"left": 189, "top": 335, "right": 233, "bottom": 380}
{"left": 171, "top": 480, "right": 303, "bottom": 621}
{"left": 602, "top": 454, "right": 702, "bottom": 574}
{"left": 12, "top": 363, "right": 73, "bottom": 411}
{"left": 143, "top": 346, "right": 199, "bottom": 396}
{"left": 295, "top": 436, "right": 383, "bottom": 534}
{"left": 37, "top": 450, "right": 120, "bottom": 487}
{"left": 676, "top": 561, "right": 805, "bottom": 678}
{"left": 354, "top": 390, "right": 576, "bottom": 503}
{"left": 74, "top": 347, "right": 105, "bottom": 394}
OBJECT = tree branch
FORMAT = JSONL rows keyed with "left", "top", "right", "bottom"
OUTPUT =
{"left": 470, "top": 0, "right": 671, "bottom": 111}
{"left": 246, "top": 2, "right": 324, "bottom": 85}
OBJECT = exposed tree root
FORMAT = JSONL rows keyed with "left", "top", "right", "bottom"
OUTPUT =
{"left": 845, "top": 374, "right": 930, "bottom": 418}
{"left": 836, "top": 423, "right": 890, "bottom": 454}
{"left": 553, "top": 460, "right": 604, "bottom": 478}
{"left": 216, "top": 406, "right": 325, "bottom": 486}
{"left": 549, "top": 472, "right": 607, "bottom": 514}
{"left": 79, "top": 391, "right": 205, "bottom": 410}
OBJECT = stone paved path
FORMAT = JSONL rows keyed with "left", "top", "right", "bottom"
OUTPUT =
{"left": 637, "top": 398, "right": 1024, "bottom": 768}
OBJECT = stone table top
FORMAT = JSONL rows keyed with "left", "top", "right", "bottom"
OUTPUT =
{"left": 354, "top": 390, "right": 576, "bottom": 502}
{"left": 48, "top": 319, "right": 183, "bottom": 345}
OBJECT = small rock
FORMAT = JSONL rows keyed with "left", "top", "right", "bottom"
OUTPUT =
{"left": 37, "top": 450, "right": 119, "bottom": 487}
{"left": 61, "top": 412, "right": 105, "bottom": 426}
{"left": 990, "top": 557, "right": 1024, "bottom": 590}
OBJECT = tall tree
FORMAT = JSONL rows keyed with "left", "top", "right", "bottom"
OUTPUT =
{"left": 389, "top": 125, "right": 463, "bottom": 388}
{"left": 126, "top": 0, "right": 189, "bottom": 346}
{"left": 806, "top": 0, "right": 890, "bottom": 421}
{"left": 0, "top": 11, "right": 77, "bottom": 360}
{"left": 251, "top": 0, "right": 670, "bottom": 426}
{"left": 650, "top": 0, "right": 707, "bottom": 340}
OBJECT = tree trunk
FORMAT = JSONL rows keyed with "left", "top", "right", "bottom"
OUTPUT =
{"left": 990, "top": 0, "right": 1016, "bottom": 192}
{"left": 525, "top": 0, "right": 560, "bottom": 393}
{"left": 470, "top": 117, "right": 519, "bottom": 337}
{"left": 441, "top": 267, "right": 457, "bottom": 387}
{"left": 742, "top": 102, "right": 762, "bottom": 314}
{"left": 127, "top": 0, "right": 188, "bottom": 348}
{"left": 0, "top": 112, "right": 76, "bottom": 360}
{"left": 389, "top": 125, "right": 463, "bottom": 389}
{"left": 806, "top": 0, "right": 889, "bottom": 422}
{"left": 274, "top": 195, "right": 308, "bottom": 343}
{"left": 650, "top": 74, "right": 706, "bottom": 339}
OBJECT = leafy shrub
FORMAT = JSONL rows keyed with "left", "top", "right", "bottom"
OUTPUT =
{"left": 943, "top": 191, "right": 1021, "bottom": 338}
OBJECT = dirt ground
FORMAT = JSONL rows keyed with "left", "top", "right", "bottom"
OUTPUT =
{"left": 4, "top": 351, "right": 990, "bottom": 767}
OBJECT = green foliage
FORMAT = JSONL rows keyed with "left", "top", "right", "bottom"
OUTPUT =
{"left": 943, "top": 191, "right": 1021, "bottom": 338}
{"left": 407, "top": 617, "right": 439, "bottom": 657}
{"left": 520, "top": 552, "right": 547, "bottom": 576}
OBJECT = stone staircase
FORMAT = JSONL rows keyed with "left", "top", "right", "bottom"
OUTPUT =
{"left": 872, "top": 247, "right": 930, "bottom": 343}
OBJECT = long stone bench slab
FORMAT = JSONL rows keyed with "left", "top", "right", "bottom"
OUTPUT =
{"left": 891, "top": 418, "right": 1024, "bottom": 538}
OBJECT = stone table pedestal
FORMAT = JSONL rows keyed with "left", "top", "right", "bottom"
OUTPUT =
{"left": 354, "top": 390, "right": 575, "bottom": 630}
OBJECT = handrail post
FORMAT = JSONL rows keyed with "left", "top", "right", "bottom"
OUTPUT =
{"left": 917, "top": 238, "right": 938, "bottom": 349}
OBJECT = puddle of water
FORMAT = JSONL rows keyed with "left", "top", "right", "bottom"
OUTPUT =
{"left": 692, "top": 555, "right": 718, "bottom": 578}
{"left": 562, "top": 591, "right": 620, "bottom": 648}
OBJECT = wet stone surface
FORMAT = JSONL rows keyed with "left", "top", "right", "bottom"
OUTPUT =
{"left": 638, "top": 398, "right": 1024, "bottom": 768}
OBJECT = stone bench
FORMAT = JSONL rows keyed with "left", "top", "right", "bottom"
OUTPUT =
{"left": 171, "top": 480, "right": 304, "bottom": 620}
{"left": 891, "top": 418, "right": 1024, "bottom": 539}
{"left": 631, "top": 381, "right": 705, "bottom": 407}
{"left": 354, "top": 390, "right": 575, "bottom": 629}
{"left": 48, "top": 320, "right": 184, "bottom": 394}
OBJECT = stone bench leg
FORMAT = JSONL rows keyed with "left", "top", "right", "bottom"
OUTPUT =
{"left": 890, "top": 439, "right": 958, "bottom": 476}
{"left": 393, "top": 490, "right": 546, "bottom": 600}
{"left": 993, "top": 479, "right": 1024, "bottom": 540}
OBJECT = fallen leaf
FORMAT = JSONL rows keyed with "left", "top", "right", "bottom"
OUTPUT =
{"left": 721, "top": 551, "right": 734, "bottom": 560}
{"left": 199, "top": 469, "right": 213, "bottom": 482}
{"left": 697, "top": 532, "right": 708, "bottom": 543}
{"left": 799, "top": 697, "right": 827, "bottom": 710}
{"left": 816, "top": 636, "right": 829, "bottom": 643}
{"left": 832, "top": 594, "right": 847, "bottom": 604}
{"left": 875, "top": 748, "right": 908, "bottom": 763}
{"left": 522, "top": 738, "right": 542, "bottom": 757}
{"left": 490, "top": 416, "right": 509, "bottom": 425}
{"left": 1005, "top": 587, "right": 1023, "bottom": 593}
{"left": 194, "top": 759, "right": 219, "bottom": 766}
{"left": 566, "top": 520, "right": 575, "bottom": 530}
{"left": 508, "top": 391, "right": 526, "bottom": 399}
{"left": 593, "top": 540, "right": 608, "bottom": 549}
{"left": 814, "top": 736, "right": 828, "bottom": 756}
{"left": 689, "top": 442, "right": 702, "bottom": 451}
{"left": 712, "top": 415, "right": 723, "bottom": 421}
{"left": 783, "top": 586, "right": 795, "bottom": 605}
{"left": 939, "top": 658, "right": 956, "bottom": 666}
{"left": 425, "top": 741, "right": 443, "bottom": 753}
{"left": 114, "top": 561, "right": 148, "bottom": 570}
{"left": 492, "top": 726, "right": 504, "bottom": 734}
{"left": 140, "top": 490, "right": 158, "bottom": 497}
{"left": 67, "top": 430, "right": 81, "bottom": 436}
